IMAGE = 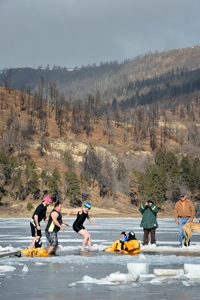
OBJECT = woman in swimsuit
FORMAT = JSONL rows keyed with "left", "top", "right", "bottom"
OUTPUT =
{"left": 65, "top": 202, "right": 97, "bottom": 251}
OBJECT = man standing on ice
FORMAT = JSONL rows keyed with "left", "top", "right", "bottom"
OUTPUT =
{"left": 139, "top": 199, "right": 158, "bottom": 246}
{"left": 28, "top": 195, "right": 52, "bottom": 249}
{"left": 174, "top": 195, "right": 195, "bottom": 247}
{"left": 45, "top": 201, "right": 69, "bottom": 255}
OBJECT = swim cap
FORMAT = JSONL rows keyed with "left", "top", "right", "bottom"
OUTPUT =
{"left": 84, "top": 202, "right": 91, "bottom": 209}
{"left": 43, "top": 195, "right": 52, "bottom": 203}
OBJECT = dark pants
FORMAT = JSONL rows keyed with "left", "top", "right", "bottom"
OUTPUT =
{"left": 143, "top": 228, "right": 156, "bottom": 245}
{"left": 30, "top": 222, "right": 42, "bottom": 237}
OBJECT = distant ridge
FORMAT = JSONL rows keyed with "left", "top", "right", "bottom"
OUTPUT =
{"left": 1, "top": 45, "right": 200, "bottom": 102}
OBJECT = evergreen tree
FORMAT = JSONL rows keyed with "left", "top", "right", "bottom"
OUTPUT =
{"left": 138, "top": 164, "right": 167, "bottom": 204}
{"left": 65, "top": 171, "right": 81, "bottom": 206}
{"left": 47, "top": 176, "right": 58, "bottom": 199}
{"left": 185, "top": 158, "right": 200, "bottom": 195}
{"left": 165, "top": 152, "right": 180, "bottom": 180}
{"left": 47, "top": 167, "right": 61, "bottom": 200}
{"left": 82, "top": 147, "right": 102, "bottom": 187}
{"left": 40, "top": 170, "right": 48, "bottom": 189}
{"left": 170, "top": 182, "right": 181, "bottom": 202}
{"left": 25, "top": 159, "right": 37, "bottom": 183}
{"left": 0, "top": 152, "right": 18, "bottom": 185}
{"left": 180, "top": 156, "right": 191, "bottom": 187}
{"left": 116, "top": 162, "right": 127, "bottom": 181}
{"left": 29, "top": 170, "right": 40, "bottom": 199}
{"left": 192, "top": 158, "right": 200, "bottom": 192}
{"left": 52, "top": 167, "right": 60, "bottom": 182}
{"left": 99, "top": 157, "right": 114, "bottom": 198}
{"left": 11, "top": 168, "right": 23, "bottom": 200}
{"left": 64, "top": 152, "right": 75, "bottom": 171}
{"left": 155, "top": 149, "right": 166, "bottom": 169}
{"left": 80, "top": 172, "right": 90, "bottom": 190}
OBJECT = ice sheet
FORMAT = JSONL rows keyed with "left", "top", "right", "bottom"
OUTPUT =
{"left": 1, "top": 218, "right": 200, "bottom": 300}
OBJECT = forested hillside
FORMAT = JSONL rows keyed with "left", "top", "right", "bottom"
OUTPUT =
{"left": 1, "top": 45, "right": 200, "bottom": 214}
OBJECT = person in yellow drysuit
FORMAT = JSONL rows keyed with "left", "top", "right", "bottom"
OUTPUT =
{"left": 104, "top": 231, "right": 140, "bottom": 255}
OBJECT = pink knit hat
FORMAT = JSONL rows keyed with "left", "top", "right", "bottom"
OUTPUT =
{"left": 43, "top": 195, "right": 52, "bottom": 203}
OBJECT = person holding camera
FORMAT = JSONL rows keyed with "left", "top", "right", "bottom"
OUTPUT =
{"left": 139, "top": 199, "right": 158, "bottom": 247}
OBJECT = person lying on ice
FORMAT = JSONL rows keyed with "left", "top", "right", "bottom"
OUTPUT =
{"left": 104, "top": 231, "right": 140, "bottom": 255}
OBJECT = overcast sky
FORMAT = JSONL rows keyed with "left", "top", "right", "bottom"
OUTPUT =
{"left": 1, "top": 0, "right": 200, "bottom": 70}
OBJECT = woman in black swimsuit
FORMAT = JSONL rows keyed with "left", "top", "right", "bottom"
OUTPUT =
{"left": 65, "top": 202, "right": 97, "bottom": 251}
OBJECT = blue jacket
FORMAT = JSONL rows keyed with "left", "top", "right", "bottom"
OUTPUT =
{"left": 139, "top": 203, "right": 158, "bottom": 229}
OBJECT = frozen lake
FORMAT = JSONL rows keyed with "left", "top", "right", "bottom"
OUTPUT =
{"left": 0, "top": 217, "right": 200, "bottom": 300}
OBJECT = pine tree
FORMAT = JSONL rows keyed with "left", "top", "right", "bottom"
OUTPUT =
{"left": 65, "top": 171, "right": 81, "bottom": 207}
{"left": 64, "top": 152, "right": 75, "bottom": 171}
{"left": 40, "top": 170, "right": 48, "bottom": 189}
{"left": 82, "top": 148, "right": 102, "bottom": 187}
{"left": 138, "top": 164, "right": 167, "bottom": 204}
{"left": 165, "top": 152, "right": 180, "bottom": 180}
{"left": 155, "top": 149, "right": 166, "bottom": 169}
{"left": 29, "top": 170, "right": 40, "bottom": 199}
{"left": 47, "top": 167, "right": 61, "bottom": 200}
{"left": 180, "top": 156, "right": 191, "bottom": 187}
{"left": 116, "top": 162, "right": 127, "bottom": 181}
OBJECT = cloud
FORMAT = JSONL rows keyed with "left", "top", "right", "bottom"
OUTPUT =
{"left": 0, "top": 0, "right": 200, "bottom": 69}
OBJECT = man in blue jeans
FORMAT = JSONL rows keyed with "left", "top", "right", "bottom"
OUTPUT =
{"left": 174, "top": 195, "right": 195, "bottom": 247}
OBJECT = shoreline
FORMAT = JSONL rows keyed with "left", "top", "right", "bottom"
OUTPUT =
{"left": 0, "top": 200, "right": 175, "bottom": 219}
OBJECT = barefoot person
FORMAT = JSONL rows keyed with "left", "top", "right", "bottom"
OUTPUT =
{"left": 65, "top": 202, "right": 97, "bottom": 251}
{"left": 45, "top": 201, "right": 69, "bottom": 255}
{"left": 28, "top": 195, "right": 52, "bottom": 249}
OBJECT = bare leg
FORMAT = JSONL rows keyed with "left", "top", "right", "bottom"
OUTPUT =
{"left": 78, "top": 229, "right": 92, "bottom": 251}
{"left": 47, "top": 245, "right": 56, "bottom": 254}
{"left": 28, "top": 235, "right": 40, "bottom": 249}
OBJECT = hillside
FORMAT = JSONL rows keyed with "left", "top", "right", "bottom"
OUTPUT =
{"left": 1, "top": 45, "right": 200, "bottom": 217}
{"left": 0, "top": 84, "right": 199, "bottom": 217}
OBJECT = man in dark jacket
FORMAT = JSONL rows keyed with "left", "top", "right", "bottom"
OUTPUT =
{"left": 139, "top": 199, "right": 158, "bottom": 246}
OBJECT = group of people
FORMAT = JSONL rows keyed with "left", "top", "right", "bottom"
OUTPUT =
{"left": 174, "top": 194, "right": 200, "bottom": 247}
{"left": 104, "top": 231, "right": 140, "bottom": 255}
{"left": 29, "top": 194, "right": 200, "bottom": 255}
{"left": 139, "top": 194, "right": 200, "bottom": 248}
{"left": 29, "top": 196, "right": 96, "bottom": 254}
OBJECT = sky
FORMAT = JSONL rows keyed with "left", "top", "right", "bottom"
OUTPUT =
{"left": 1, "top": 0, "right": 200, "bottom": 70}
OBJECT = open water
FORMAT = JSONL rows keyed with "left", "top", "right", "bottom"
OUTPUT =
{"left": 0, "top": 217, "right": 200, "bottom": 300}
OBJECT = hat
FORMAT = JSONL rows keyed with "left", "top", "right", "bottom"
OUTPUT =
{"left": 148, "top": 199, "right": 154, "bottom": 204}
{"left": 43, "top": 196, "right": 52, "bottom": 203}
{"left": 84, "top": 202, "right": 91, "bottom": 209}
{"left": 128, "top": 231, "right": 136, "bottom": 240}
{"left": 128, "top": 231, "right": 135, "bottom": 237}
